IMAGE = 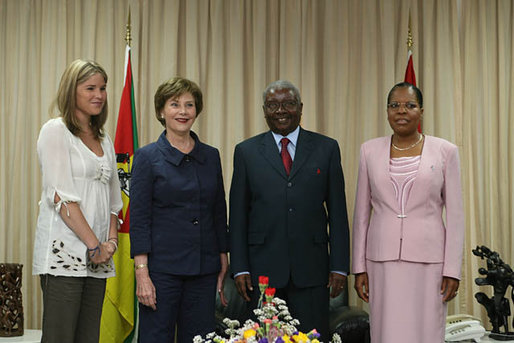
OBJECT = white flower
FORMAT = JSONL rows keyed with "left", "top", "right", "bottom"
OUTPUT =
{"left": 199, "top": 295, "right": 343, "bottom": 342}
{"left": 332, "top": 333, "right": 342, "bottom": 343}
{"left": 273, "top": 297, "right": 286, "bottom": 305}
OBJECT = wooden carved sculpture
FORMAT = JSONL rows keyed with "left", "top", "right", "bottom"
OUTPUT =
{"left": 473, "top": 246, "right": 514, "bottom": 341}
{"left": 0, "top": 263, "right": 23, "bottom": 337}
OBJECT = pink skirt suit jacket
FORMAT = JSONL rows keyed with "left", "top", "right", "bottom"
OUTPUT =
{"left": 352, "top": 135, "right": 465, "bottom": 279}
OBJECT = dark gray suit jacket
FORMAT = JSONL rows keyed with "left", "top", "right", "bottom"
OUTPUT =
{"left": 229, "top": 128, "right": 349, "bottom": 288}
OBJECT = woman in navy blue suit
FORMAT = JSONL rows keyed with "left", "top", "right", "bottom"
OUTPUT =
{"left": 130, "top": 77, "right": 229, "bottom": 342}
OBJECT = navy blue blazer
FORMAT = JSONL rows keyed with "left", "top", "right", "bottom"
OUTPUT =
{"left": 130, "top": 131, "right": 228, "bottom": 276}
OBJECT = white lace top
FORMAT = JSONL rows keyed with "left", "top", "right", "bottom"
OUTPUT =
{"left": 33, "top": 117, "right": 122, "bottom": 278}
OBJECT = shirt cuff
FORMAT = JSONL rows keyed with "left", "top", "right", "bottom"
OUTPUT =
{"left": 234, "top": 271, "right": 250, "bottom": 278}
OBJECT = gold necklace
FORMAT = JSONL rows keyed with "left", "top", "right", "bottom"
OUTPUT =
{"left": 392, "top": 134, "right": 423, "bottom": 151}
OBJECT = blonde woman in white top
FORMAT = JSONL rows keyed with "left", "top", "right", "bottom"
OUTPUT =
{"left": 33, "top": 59, "right": 122, "bottom": 343}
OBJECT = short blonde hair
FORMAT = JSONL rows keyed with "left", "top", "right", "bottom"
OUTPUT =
{"left": 52, "top": 59, "right": 108, "bottom": 138}
{"left": 154, "top": 77, "right": 203, "bottom": 126}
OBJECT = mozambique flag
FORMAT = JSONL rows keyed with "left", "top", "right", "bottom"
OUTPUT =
{"left": 99, "top": 44, "right": 139, "bottom": 343}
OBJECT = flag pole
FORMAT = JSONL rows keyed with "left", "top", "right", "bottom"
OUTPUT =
{"left": 99, "top": 6, "right": 138, "bottom": 343}
{"left": 403, "top": 10, "right": 416, "bottom": 87}
{"left": 126, "top": 8, "right": 132, "bottom": 47}
{"left": 407, "top": 12, "right": 413, "bottom": 50}
{"left": 403, "top": 10, "right": 421, "bottom": 132}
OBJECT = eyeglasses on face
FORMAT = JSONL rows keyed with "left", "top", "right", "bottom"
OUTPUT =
{"left": 265, "top": 101, "right": 298, "bottom": 112}
{"left": 387, "top": 101, "right": 419, "bottom": 111}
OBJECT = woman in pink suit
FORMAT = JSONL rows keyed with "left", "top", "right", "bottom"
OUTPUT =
{"left": 352, "top": 82, "right": 465, "bottom": 343}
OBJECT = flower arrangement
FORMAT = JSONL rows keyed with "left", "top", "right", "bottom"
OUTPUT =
{"left": 194, "top": 276, "right": 342, "bottom": 343}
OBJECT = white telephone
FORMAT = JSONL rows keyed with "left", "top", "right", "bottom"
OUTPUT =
{"left": 445, "top": 314, "right": 486, "bottom": 342}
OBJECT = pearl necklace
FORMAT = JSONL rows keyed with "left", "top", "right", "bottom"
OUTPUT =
{"left": 392, "top": 134, "right": 423, "bottom": 151}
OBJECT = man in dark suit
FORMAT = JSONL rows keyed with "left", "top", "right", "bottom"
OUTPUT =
{"left": 229, "top": 80, "right": 350, "bottom": 339}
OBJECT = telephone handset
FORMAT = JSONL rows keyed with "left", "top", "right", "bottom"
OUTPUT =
{"left": 445, "top": 314, "right": 485, "bottom": 342}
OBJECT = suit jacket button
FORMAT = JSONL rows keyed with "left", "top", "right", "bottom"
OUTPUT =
{"left": 287, "top": 182, "right": 292, "bottom": 187}
{"left": 288, "top": 208, "right": 293, "bottom": 212}
{"left": 192, "top": 219, "right": 199, "bottom": 225}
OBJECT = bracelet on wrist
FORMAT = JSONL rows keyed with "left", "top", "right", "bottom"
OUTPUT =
{"left": 135, "top": 263, "right": 147, "bottom": 270}
{"left": 87, "top": 245, "right": 101, "bottom": 258}
{"left": 107, "top": 239, "right": 118, "bottom": 251}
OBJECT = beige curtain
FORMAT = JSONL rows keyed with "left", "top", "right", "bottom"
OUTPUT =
{"left": 1, "top": 0, "right": 513, "bottom": 331}
{"left": 459, "top": 0, "right": 514, "bottom": 322}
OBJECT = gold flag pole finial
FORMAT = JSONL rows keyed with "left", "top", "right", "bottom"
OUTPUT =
{"left": 407, "top": 12, "right": 413, "bottom": 49}
{"left": 125, "top": 8, "right": 132, "bottom": 47}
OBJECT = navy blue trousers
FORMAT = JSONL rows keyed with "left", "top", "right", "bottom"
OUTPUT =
{"left": 138, "top": 272, "right": 217, "bottom": 343}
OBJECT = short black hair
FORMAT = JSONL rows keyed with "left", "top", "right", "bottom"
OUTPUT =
{"left": 387, "top": 82, "right": 423, "bottom": 108}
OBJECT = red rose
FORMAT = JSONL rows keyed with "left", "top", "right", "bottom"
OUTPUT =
{"left": 259, "top": 275, "right": 269, "bottom": 286}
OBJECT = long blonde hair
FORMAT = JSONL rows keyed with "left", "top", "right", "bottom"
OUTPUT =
{"left": 51, "top": 59, "right": 108, "bottom": 138}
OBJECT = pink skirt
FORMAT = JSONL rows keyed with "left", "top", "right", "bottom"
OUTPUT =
{"left": 366, "top": 260, "right": 447, "bottom": 343}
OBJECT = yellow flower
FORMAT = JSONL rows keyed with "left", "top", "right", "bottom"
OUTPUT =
{"left": 282, "top": 334, "right": 292, "bottom": 342}
{"left": 243, "top": 329, "right": 257, "bottom": 339}
{"left": 293, "top": 332, "right": 309, "bottom": 342}
{"left": 311, "top": 340, "right": 320, "bottom": 343}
